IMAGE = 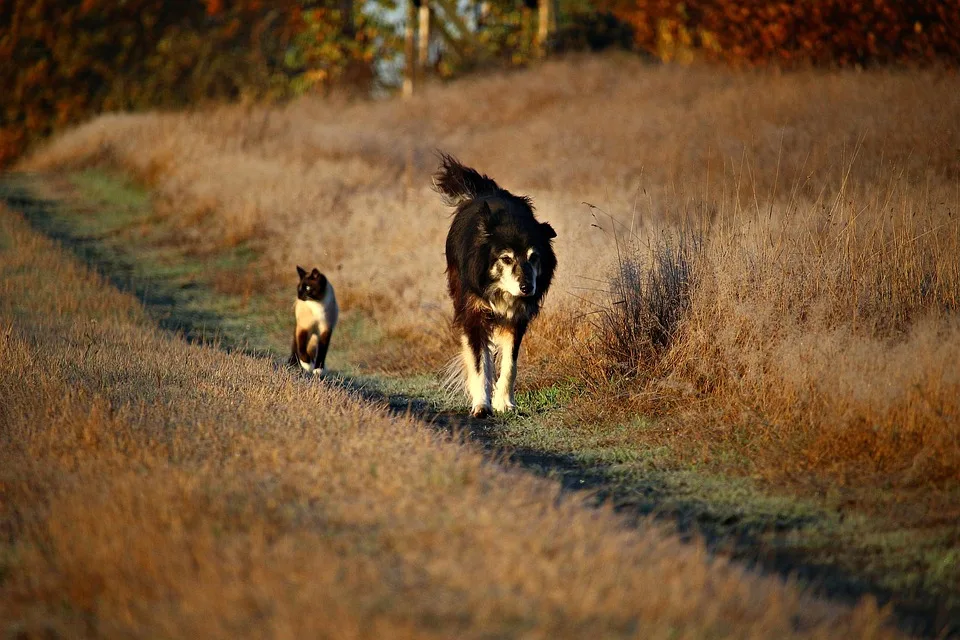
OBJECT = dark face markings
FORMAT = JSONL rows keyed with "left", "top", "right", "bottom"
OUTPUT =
{"left": 297, "top": 269, "right": 327, "bottom": 301}
{"left": 490, "top": 245, "right": 541, "bottom": 297}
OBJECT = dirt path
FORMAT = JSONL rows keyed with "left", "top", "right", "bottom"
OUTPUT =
{"left": 2, "top": 173, "right": 955, "bottom": 638}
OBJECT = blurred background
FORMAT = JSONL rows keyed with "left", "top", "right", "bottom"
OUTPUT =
{"left": 2, "top": 0, "right": 958, "bottom": 167}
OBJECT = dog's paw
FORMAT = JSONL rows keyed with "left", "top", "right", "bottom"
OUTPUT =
{"left": 312, "top": 367, "right": 324, "bottom": 377}
{"left": 470, "top": 405, "right": 492, "bottom": 419}
{"left": 492, "top": 397, "right": 516, "bottom": 413}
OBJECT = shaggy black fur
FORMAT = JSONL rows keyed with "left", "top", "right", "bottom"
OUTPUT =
{"left": 434, "top": 152, "right": 557, "bottom": 416}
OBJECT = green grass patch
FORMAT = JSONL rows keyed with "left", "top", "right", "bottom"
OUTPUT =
{"left": 516, "top": 378, "right": 578, "bottom": 413}
{"left": 70, "top": 168, "right": 151, "bottom": 219}
{"left": 2, "top": 170, "right": 290, "bottom": 358}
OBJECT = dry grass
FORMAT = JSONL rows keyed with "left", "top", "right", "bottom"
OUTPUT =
{"left": 18, "top": 53, "right": 960, "bottom": 495}
{"left": 0, "top": 207, "right": 901, "bottom": 637}
{"left": 584, "top": 169, "right": 960, "bottom": 490}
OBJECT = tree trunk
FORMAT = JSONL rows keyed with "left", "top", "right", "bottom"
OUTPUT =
{"left": 403, "top": 0, "right": 416, "bottom": 96}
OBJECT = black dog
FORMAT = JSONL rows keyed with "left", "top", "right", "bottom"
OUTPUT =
{"left": 434, "top": 153, "right": 557, "bottom": 417}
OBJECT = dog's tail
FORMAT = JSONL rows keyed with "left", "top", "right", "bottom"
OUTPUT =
{"left": 432, "top": 152, "right": 501, "bottom": 207}
{"left": 439, "top": 353, "right": 468, "bottom": 400}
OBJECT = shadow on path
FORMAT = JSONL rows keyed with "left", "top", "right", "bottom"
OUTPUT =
{"left": 334, "top": 375, "right": 955, "bottom": 639}
{"left": 0, "top": 178, "right": 257, "bottom": 354}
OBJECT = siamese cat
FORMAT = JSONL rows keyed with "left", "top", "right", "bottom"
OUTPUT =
{"left": 289, "top": 266, "right": 338, "bottom": 376}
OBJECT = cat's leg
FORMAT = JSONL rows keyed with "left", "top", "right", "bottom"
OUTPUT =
{"left": 296, "top": 329, "right": 315, "bottom": 374}
{"left": 289, "top": 333, "right": 300, "bottom": 369}
{"left": 313, "top": 329, "right": 332, "bottom": 376}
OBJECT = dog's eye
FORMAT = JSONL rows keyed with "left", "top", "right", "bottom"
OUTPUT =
{"left": 305, "top": 286, "right": 311, "bottom": 291}
{"left": 500, "top": 255, "right": 514, "bottom": 265}
{"left": 529, "top": 253, "right": 540, "bottom": 264}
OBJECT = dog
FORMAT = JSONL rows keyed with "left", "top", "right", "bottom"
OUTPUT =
{"left": 433, "top": 153, "right": 557, "bottom": 418}
{"left": 289, "top": 266, "right": 338, "bottom": 376}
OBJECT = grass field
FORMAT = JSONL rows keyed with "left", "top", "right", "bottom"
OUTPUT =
{"left": 5, "top": 53, "right": 960, "bottom": 635}
{"left": 0, "top": 202, "right": 903, "bottom": 637}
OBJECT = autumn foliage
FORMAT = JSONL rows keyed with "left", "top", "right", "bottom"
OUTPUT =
{"left": 604, "top": 0, "right": 960, "bottom": 66}
{"left": 3, "top": 0, "right": 960, "bottom": 168}
{"left": 0, "top": 0, "right": 389, "bottom": 167}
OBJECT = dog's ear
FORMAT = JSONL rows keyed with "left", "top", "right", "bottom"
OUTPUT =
{"left": 297, "top": 265, "right": 307, "bottom": 279}
{"left": 540, "top": 222, "right": 557, "bottom": 239}
{"left": 477, "top": 201, "right": 502, "bottom": 234}
{"left": 310, "top": 267, "right": 321, "bottom": 277}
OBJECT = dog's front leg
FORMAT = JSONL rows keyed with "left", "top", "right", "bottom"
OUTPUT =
{"left": 492, "top": 323, "right": 525, "bottom": 413}
{"left": 461, "top": 331, "right": 492, "bottom": 418}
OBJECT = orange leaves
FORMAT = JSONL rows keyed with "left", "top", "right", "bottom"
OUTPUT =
{"left": 0, "top": 127, "right": 26, "bottom": 169}
{"left": 0, "top": 0, "right": 393, "bottom": 168}
{"left": 55, "top": 95, "right": 87, "bottom": 126}
{"left": 605, "top": 0, "right": 960, "bottom": 68}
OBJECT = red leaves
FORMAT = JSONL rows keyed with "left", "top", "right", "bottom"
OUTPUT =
{"left": 605, "top": 0, "right": 960, "bottom": 68}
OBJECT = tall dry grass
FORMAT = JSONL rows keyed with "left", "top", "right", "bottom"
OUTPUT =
{"left": 0, "top": 207, "right": 899, "bottom": 637}
{"left": 673, "top": 178, "right": 959, "bottom": 487}
{"left": 18, "top": 53, "right": 960, "bottom": 491}
{"left": 588, "top": 164, "right": 960, "bottom": 489}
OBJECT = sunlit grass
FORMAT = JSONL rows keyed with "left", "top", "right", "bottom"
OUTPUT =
{"left": 0, "top": 206, "right": 901, "bottom": 639}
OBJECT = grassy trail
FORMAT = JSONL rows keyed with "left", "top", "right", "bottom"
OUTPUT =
{"left": 1, "top": 170, "right": 956, "bottom": 637}
{"left": 4, "top": 182, "right": 911, "bottom": 638}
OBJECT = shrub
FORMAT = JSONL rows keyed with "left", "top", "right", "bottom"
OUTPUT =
{"left": 589, "top": 210, "right": 702, "bottom": 381}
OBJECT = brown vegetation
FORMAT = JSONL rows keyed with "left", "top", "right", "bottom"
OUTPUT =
{"left": 0, "top": 207, "right": 900, "bottom": 637}
{"left": 19, "top": 55, "right": 959, "bottom": 497}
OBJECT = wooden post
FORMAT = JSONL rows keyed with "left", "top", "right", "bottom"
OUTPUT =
{"left": 403, "top": 0, "right": 417, "bottom": 97}
{"left": 536, "top": 0, "right": 551, "bottom": 57}
{"left": 340, "top": 0, "right": 354, "bottom": 37}
{"left": 418, "top": 3, "right": 430, "bottom": 77}
{"left": 522, "top": 6, "right": 532, "bottom": 58}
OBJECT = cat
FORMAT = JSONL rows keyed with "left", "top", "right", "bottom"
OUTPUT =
{"left": 289, "top": 265, "right": 338, "bottom": 376}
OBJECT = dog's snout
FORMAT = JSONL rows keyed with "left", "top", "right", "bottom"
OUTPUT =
{"left": 518, "top": 263, "right": 537, "bottom": 296}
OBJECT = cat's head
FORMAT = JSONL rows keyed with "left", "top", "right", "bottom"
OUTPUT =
{"left": 296, "top": 265, "right": 328, "bottom": 301}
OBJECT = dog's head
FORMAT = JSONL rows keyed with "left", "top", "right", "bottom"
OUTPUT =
{"left": 476, "top": 201, "right": 557, "bottom": 300}
{"left": 296, "top": 265, "right": 328, "bottom": 302}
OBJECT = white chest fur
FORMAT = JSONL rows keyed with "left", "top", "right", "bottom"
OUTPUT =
{"left": 295, "top": 285, "right": 338, "bottom": 332}
{"left": 488, "top": 293, "right": 522, "bottom": 322}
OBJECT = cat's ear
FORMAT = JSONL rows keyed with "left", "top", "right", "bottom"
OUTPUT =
{"left": 297, "top": 265, "right": 307, "bottom": 279}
